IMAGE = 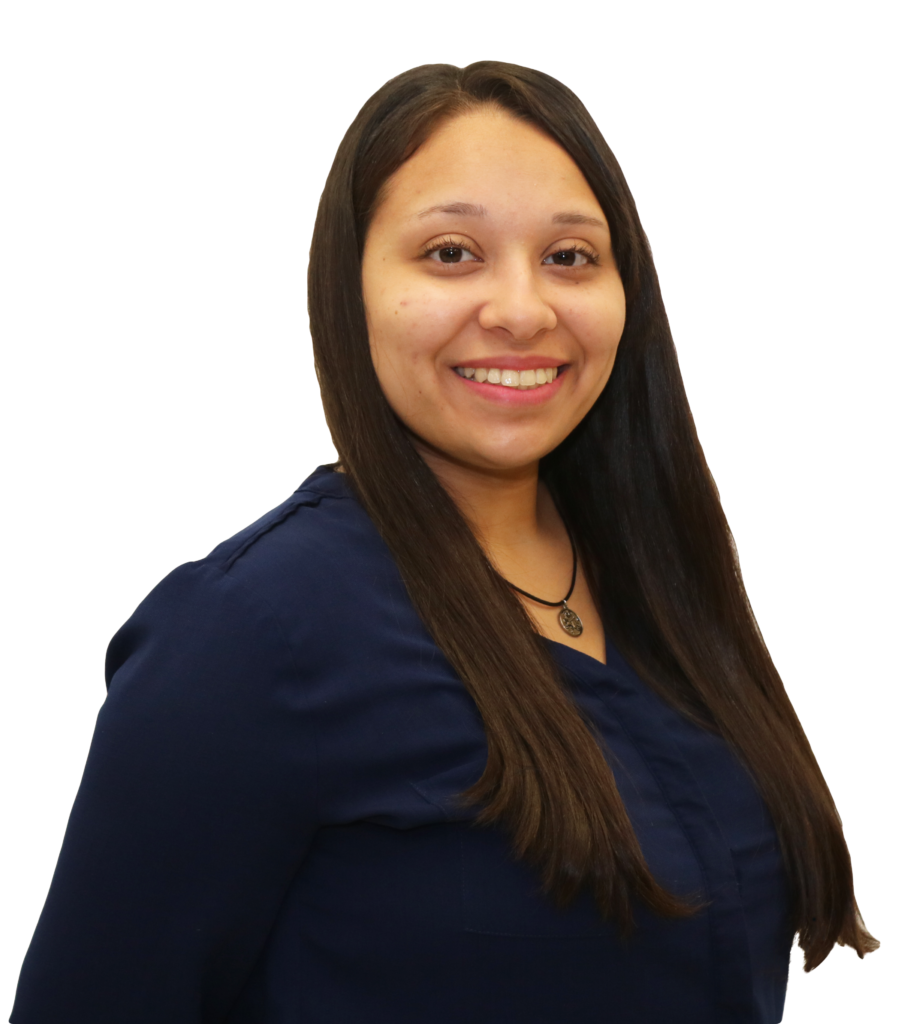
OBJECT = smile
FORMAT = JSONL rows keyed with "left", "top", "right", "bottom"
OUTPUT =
{"left": 454, "top": 366, "right": 559, "bottom": 390}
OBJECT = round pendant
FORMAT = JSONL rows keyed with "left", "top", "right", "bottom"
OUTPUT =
{"left": 558, "top": 603, "right": 583, "bottom": 637}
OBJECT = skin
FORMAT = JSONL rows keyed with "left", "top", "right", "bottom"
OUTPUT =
{"left": 361, "top": 106, "right": 626, "bottom": 663}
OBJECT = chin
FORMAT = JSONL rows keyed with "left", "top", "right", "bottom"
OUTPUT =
{"left": 461, "top": 445, "right": 556, "bottom": 473}
{"left": 416, "top": 430, "right": 561, "bottom": 475}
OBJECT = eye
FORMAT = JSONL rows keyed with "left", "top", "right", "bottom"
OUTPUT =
{"left": 426, "top": 244, "right": 481, "bottom": 264}
{"left": 543, "top": 247, "right": 598, "bottom": 267}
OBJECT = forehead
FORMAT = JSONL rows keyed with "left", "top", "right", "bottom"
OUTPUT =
{"left": 374, "top": 108, "right": 604, "bottom": 223}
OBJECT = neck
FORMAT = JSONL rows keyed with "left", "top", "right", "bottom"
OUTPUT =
{"left": 416, "top": 444, "right": 558, "bottom": 561}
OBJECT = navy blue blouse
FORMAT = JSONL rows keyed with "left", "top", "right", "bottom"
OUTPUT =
{"left": 12, "top": 466, "right": 794, "bottom": 1024}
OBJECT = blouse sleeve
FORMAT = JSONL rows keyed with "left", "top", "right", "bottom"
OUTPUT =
{"left": 11, "top": 562, "right": 319, "bottom": 1024}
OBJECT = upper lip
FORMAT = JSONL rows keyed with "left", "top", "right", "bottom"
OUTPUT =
{"left": 451, "top": 356, "right": 566, "bottom": 370}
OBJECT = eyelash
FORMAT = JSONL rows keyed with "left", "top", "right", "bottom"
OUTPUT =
{"left": 419, "top": 237, "right": 480, "bottom": 261}
{"left": 546, "top": 243, "right": 600, "bottom": 266}
{"left": 419, "top": 237, "right": 600, "bottom": 265}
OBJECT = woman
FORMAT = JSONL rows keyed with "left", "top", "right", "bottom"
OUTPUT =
{"left": 11, "top": 61, "right": 876, "bottom": 1024}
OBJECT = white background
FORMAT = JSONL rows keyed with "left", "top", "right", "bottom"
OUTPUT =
{"left": 1, "top": 1, "right": 903, "bottom": 1020}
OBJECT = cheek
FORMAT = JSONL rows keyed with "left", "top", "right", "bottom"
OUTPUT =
{"left": 565, "top": 294, "right": 626, "bottom": 366}
{"left": 371, "top": 284, "right": 473, "bottom": 369}
{"left": 366, "top": 299, "right": 457, "bottom": 424}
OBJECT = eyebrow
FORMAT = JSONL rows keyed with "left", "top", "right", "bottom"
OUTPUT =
{"left": 551, "top": 211, "right": 606, "bottom": 228}
{"left": 416, "top": 202, "right": 605, "bottom": 229}
{"left": 417, "top": 202, "right": 487, "bottom": 219}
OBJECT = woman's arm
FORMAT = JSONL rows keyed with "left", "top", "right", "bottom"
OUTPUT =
{"left": 11, "top": 562, "right": 318, "bottom": 1024}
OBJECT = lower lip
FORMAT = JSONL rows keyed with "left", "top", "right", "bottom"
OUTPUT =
{"left": 452, "top": 368, "right": 568, "bottom": 406}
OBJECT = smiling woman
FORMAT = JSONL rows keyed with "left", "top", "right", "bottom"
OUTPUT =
{"left": 359, "top": 106, "right": 627, "bottom": 662}
{"left": 11, "top": 62, "right": 877, "bottom": 1024}
{"left": 363, "top": 109, "right": 624, "bottom": 465}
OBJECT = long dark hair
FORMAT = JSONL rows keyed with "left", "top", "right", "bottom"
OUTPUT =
{"left": 307, "top": 61, "right": 877, "bottom": 970}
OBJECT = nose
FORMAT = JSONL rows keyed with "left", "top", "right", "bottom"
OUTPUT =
{"left": 477, "top": 262, "right": 557, "bottom": 342}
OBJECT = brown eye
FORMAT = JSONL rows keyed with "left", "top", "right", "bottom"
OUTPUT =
{"left": 543, "top": 250, "right": 590, "bottom": 267}
{"left": 428, "top": 245, "right": 479, "bottom": 264}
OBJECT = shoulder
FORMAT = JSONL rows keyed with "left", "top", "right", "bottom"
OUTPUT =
{"left": 106, "top": 466, "right": 407, "bottom": 683}
{"left": 152, "top": 464, "right": 393, "bottom": 610}
{"left": 204, "top": 466, "right": 366, "bottom": 573}
{"left": 203, "top": 464, "right": 400, "bottom": 612}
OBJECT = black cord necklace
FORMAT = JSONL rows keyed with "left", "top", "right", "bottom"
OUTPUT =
{"left": 504, "top": 535, "right": 584, "bottom": 637}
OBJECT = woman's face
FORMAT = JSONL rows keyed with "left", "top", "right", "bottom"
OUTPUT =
{"left": 361, "top": 106, "right": 626, "bottom": 474}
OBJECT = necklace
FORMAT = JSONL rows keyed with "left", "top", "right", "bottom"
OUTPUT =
{"left": 503, "top": 536, "right": 584, "bottom": 638}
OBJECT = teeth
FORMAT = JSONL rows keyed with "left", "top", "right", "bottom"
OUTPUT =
{"left": 455, "top": 366, "right": 559, "bottom": 388}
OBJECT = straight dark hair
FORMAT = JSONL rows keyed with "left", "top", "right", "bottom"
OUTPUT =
{"left": 307, "top": 61, "right": 877, "bottom": 970}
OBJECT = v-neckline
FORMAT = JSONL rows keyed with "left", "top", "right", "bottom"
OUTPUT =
{"left": 545, "top": 635, "right": 610, "bottom": 671}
